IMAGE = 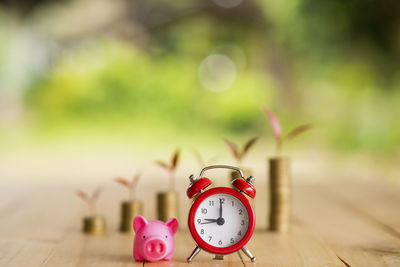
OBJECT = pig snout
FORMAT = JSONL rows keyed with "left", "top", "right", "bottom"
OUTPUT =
{"left": 143, "top": 237, "right": 167, "bottom": 261}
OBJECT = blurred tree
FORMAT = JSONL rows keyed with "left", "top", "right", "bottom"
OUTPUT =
{"left": 298, "top": 0, "right": 400, "bottom": 84}
{"left": 0, "top": 0, "right": 69, "bottom": 16}
{"left": 1, "top": 0, "right": 399, "bottom": 153}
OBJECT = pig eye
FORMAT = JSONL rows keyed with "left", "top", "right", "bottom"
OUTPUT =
{"left": 165, "top": 235, "right": 168, "bottom": 238}
{"left": 142, "top": 235, "right": 146, "bottom": 239}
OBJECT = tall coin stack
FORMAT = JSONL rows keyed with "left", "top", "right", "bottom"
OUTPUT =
{"left": 230, "top": 169, "right": 255, "bottom": 208}
{"left": 269, "top": 158, "right": 291, "bottom": 232}
{"left": 230, "top": 169, "right": 252, "bottom": 184}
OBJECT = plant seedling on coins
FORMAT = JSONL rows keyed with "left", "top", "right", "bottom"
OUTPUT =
{"left": 155, "top": 148, "right": 180, "bottom": 191}
{"left": 192, "top": 149, "right": 218, "bottom": 169}
{"left": 224, "top": 137, "right": 258, "bottom": 164}
{"left": 264, "top": 108, "right": 312, "bottom": 156}
{"left": 75, "top": 187, "right": 102, "bottom": 215}
{"left": 114, "top": 173, "right": 141, "bottom": 201}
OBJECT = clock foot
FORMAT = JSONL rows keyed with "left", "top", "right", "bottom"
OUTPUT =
{"left": 214, "top": 255, "right": 224, "bottom": 260}
{"left": 241, "top": 246, "right": 256, "bottom": 262}
{"left": 187, "top": 246, "right": 201, "bottom": 262}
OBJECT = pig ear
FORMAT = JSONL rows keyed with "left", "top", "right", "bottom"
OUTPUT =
{"left": 133, "top": 216, "right": 148, "bottom": 233}
{"left": 166, "top": 218, "right": 178, "bottom": 235}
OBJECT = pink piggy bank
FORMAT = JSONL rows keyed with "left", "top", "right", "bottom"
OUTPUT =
{"left": 133, "top": 216, "right": 178, "bottom": 262}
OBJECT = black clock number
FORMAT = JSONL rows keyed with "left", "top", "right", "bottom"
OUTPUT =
{"left": 220, "top": 198, "right": 225, "bottom": 204}
{"left": 197, "top": 219, "right": 201, "bottom": 224}
{"left": 200, "top": 229, "right": 204, "bottom": 235}
{"left": 209, "top": 200, "right": 214, "bottom": 206}
{"left": 238, "top": 209, "right": 243, "bottom": 215}
{"left": 231, "top": 201, "right": 234, "bottom": 207}
{"left": 230, "top": 238, "right": 234, "bottom": 244}
{"left": 238, "top": 230, "right": 242, "bottom": 236}
{"left": 218, "top": 240, "right": 222, "bottom": 245}
{"left": 208, "top": 236, "right": 212, "bottom": 242}
{"left": 241, "top": 220, "right": 244, "bottom": 225}
{"left": 201, "top": 208, "right": 207, "bottom": 214}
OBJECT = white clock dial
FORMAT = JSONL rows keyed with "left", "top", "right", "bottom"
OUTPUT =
{"left": 194, "top": 193, "right": 249, "bottom": 248}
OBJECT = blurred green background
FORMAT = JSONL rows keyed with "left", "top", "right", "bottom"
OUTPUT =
{"left": 0, "top": 0, "right": 399, "bottom": 185}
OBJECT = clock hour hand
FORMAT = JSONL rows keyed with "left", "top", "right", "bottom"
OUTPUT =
{"left": 200, "top": 219, "right": 218, "bottom": 224}
{"left": 200, "top": 221, "right": 216, "bottom": 225}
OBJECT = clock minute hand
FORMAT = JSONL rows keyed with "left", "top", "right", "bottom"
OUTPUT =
{"left": 219, "top": 198, "right": 223, "bottom": 218}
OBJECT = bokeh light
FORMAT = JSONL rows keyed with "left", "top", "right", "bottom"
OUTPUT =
{"left": 198, "top": 54, "right": 237, "bottom": 92}
{"left": 212, "top": 0, "right": 244, "bottom": 9}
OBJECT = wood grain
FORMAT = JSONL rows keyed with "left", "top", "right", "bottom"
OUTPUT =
{"left": 0, "top": 182, "right": 399, "bottom": 266}
{"left": 293, "top": 184, "right": 400, "bottom": 267}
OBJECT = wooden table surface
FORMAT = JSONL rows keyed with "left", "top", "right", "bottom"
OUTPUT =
{"left": 1, "top": 181, "right": 400, "bottom": 267}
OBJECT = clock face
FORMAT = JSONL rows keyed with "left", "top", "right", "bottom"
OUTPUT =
{"left": 193, "top": 193, "right": 249, "bottom": 248}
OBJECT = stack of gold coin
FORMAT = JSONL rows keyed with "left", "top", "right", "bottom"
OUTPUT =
{"left": 83, "top": 215, "right": 106, "bottom": 235}
{"left": 230, "top": 168, "right": 252, "bottom": 183}
{"left": 230, "top": 169, "right": 255, "bottom": 208}
{"left": 120, "top": 201, "right": 143, "bottom": 233}
{"left": 268, "top": 158, "right": 291, "bottom": 232}
{"left": 157, "top": 191, "right": 179, "bottom": 222}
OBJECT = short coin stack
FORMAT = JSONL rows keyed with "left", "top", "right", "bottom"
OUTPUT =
{"left": 157, "top": 191, "right": 179, "bottom": 222}
{"left": 269, "top": 158, "right": 291, "bottom": 232}
{"left": 120, "top": 201, "right": 143, "bottom": 233}
{"left": 83, "top": 215, "right": 106, "bottom": 235}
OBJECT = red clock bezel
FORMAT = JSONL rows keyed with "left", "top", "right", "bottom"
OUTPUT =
{"left": 188, "top": 187, "right": 255, "bottom": 255}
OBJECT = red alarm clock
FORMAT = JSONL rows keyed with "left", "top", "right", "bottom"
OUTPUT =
{"left": 186, "top": 165, "right": 256, "bottom": 262}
